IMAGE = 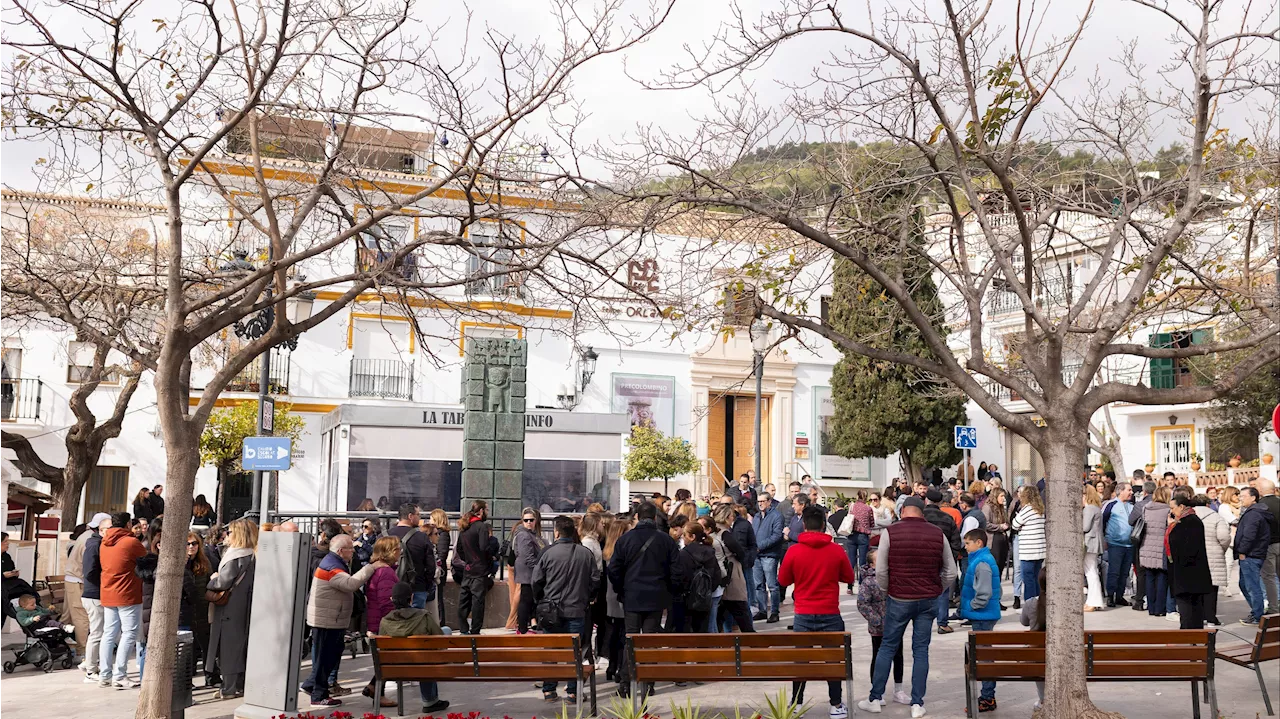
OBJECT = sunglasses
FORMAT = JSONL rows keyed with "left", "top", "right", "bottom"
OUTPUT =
{"left": 187, "top": 541, "right": 200, "bottom": 547}
{"left": 522, "top": 518, "right": 536, "bottom": 523}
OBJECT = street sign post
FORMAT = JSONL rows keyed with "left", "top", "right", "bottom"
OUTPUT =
{"left": 242, "top": 436, "right": 293, "bottom": 472}
{"left": 955, "top": 425, "right": 978, "bottom": 482}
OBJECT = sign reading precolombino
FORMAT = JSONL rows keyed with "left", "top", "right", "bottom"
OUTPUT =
{"left": 611, "top": 374, "right": 676, "bottom": 435}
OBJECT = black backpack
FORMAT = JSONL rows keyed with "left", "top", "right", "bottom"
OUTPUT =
{"left": 397, "top": 527, "right": 420, "bottom": 584}
{"left": 684, "top": 563, "right": 715, "bottom": 613}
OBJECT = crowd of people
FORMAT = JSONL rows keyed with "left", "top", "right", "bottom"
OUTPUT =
{"left": 4, "top": 466, "right": 1277, "bottom": 717}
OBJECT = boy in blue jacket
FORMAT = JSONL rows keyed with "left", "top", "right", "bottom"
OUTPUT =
{"left": 959, "top": 529, "right": 1002, "bottom": 713}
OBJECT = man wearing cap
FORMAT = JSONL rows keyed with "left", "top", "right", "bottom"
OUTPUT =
{"left": 922, "top": 488, "right": 961, "bottom": 635}
{"left": 858, "top": 497, "right": 956, "bottom": 717}
{"left": 62, "top": 513, "right": 99, "bottom": 663}
{"left": 80, "top": 513, "right": 111, "bottom": 681}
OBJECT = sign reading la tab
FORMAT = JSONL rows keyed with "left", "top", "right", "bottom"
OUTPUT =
{"left": 422, "top": 410, "right": 554, "bottom": 428}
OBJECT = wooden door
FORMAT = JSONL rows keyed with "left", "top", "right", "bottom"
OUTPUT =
{"left": 84, "top": 466, "right": 129, "bottom": 518}
{"left": 732, "top": 395, "right": 770, "bottom": 487}
{"left": 706, "top": 399, "right": 727, "bottom": 493}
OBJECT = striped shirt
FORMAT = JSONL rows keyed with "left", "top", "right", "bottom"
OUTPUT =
{"left": 1012, "top": 505, "right": 1047, "bottom": 560}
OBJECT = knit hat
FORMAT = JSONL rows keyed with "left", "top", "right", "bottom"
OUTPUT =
{"left": 925, "top": 488, "right": 943, "bottom": 503}
{"left": 901, "top": 496, "right": 926, "bottom": 512}
{"left": 88, "top": 512, "right": 112, "bottom": 529}
{"left": 696, "top": 504, "right": 711, "bottom": 517}
{"left": 391, "top": 581, "right": 414, "bottom": 609}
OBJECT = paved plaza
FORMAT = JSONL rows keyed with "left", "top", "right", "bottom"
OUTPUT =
{"left": 2, "top": 580, "right": 1275, "bottom": 719}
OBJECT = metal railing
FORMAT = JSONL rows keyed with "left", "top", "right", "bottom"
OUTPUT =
{"left": 226, "top": 348, "right": 292, "bottom": 394}
{"left": 0, "top": 378, "right": 44, "bottom": 422}
{"left": 356, "top": 246, "right": 421, "bottom": 282}
{"left": 349, "top": 358, "right": 414, "bottom": 400}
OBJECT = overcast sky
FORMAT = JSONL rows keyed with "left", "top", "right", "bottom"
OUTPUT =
{"left": 2, "top": 0, "right": 1274, "bottom": 191}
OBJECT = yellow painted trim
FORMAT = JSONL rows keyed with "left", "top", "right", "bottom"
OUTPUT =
{"left": 313, "top": 290, "right": 573, "bottom": 319}
{"left": 188, "top": 397, "right": 338, "bottom": 413}
{"left": 347, "top": 312, "right": 415, "bottom": 354}
{"left": 459, "top": 321, "right": 523, "bottom": 356}
{"left": 463, "top": 217, "right": 528, "bottom": 244}
{"left": 185, "top": 159, "right": 569, "bottom": 209}
{"left": 1149, "top": 424, "right": 1197, "bottom": 463}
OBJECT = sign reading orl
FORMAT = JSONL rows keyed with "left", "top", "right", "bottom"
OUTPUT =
{"left": 954, "top": 425, "right": 978, "bottom": 450}
{"left": 242, "top": 436, "right": 293, "bottom": 471}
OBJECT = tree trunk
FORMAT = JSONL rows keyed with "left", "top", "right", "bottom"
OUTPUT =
{"left": 57, "top": 449, "right": 94, "bottom": 531}
{"left": 135, "top": 373, "right": 201, "bottom": 719}
{"left": 1034, "top": 429, "right": 1126, "bottom": 719}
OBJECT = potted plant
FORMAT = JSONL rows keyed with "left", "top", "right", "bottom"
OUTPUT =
{"left": 1144, "top": 461, "right": 1156, "bottom": 474}
{"left": 1263, "top": 452, "right": 1275, "bottom": 466}
{"left": 1228, "top": 454, "right": 1242, "bottom": 468}
{"left": 1189, "top": 453, "right": 1202, "bottom": 472}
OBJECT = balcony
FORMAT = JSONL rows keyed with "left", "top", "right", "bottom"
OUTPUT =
{"left": 0, "top": 378, "right": 46, "bottom": 422}
{"left": 226, "top": 349, "right": 293, "bottom": 395}
{"left": 356, "top": 246, "right": 420, "bottom": 282}
{"left": 984, "top": 363, "right": 1087, "bottom": 403}
{"left": 465, "top": 274, "right": 527, "bottom": 300}
{"left": 350, "top": 358, "right": 414, "bottom": 400}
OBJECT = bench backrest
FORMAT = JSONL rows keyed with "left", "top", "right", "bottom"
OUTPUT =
{"left": 629, "top": 632, "right": 851, "bottom": 682}
{"left": 371, "top": 634, "right": 583, "bottom": 682}
{"left": 1251, "top": 615, "right": 1280, "bottom": 664}
{"left": 968, "top": 630, "right": 1214, "bottom": 681}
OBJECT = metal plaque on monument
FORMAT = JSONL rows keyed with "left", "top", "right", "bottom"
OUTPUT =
{"left": 461, "top": 337, "right": 527, "bottom": 518}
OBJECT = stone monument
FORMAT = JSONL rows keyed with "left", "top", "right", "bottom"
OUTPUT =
{"left": 461, "top": 337, "right": 527, "bottom": 517}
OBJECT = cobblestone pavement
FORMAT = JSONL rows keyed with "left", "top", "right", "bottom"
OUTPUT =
{"left": 2, "top": 580, "right": 1275, "bottom": 719}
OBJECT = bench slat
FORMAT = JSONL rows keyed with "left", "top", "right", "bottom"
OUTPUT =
{"left": 372, "top": 635, "right": 575, "bottom": 649}
{"left": 628, "top": 632, "right": 846, "bottom": 649}
{"left": 1091, "top": 647, "right": 1207, "bottom": 661}
{"left": 971, "top": 633, "right": 1046, "bottom": 647}
{"left": 380, "top": 664, "right": 581, "bottom": 680}
{"left": 635, "top": 664, "right": 848, "bottom": 681}
{"left": 973, "top": 664, "right": 1046, "bottom": 679}
{"left": 1087, "top": 631, "right": 1210, "bottom": 645}
{"left": 632, "top": 647, "right": 846, "bottom": 664}
{"left": 377, "top": 648, "right": 577, "bottom": 665}
{"left": 1088, "top": 662, "right": 1208, "bottom": 678}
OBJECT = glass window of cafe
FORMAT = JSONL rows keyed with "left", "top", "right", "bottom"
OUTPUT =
{"left": 346, "top": 459, "right": 620, "bottom": 514}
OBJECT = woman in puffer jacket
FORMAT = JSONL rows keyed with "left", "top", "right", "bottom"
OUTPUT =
{"left": 1192, "top": 493, "right": 1231, "bottom": 626}
{"left": 362, "top": 536, "right": 402, "bottom": 708}
{"left": 1137, "top": 487, "right": 1173, "bottom": 617}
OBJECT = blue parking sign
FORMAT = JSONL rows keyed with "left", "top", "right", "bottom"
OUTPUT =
{"left": 954, "top": 425, "right": 978, "bottom": 450}
{"left": 242, "top": 436, "right": 293, "bottom": 471}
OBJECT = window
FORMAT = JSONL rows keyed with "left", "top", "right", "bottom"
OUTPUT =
{"left": 1148, "top": 329, "right": 1212, "bottom": 389}
{"left": 356, "top": 217, "right": 418, "bottom": 281}
{"left": 66, "top": 341, "right": 119, "bottom": 384}
{"left": 465, "top": 222, "right": 524, "bottom": 297}
{"left": 84, "top": 466, "right": 129, "bottom": 518}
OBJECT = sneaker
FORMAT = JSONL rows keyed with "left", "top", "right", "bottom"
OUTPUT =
{"left": 78, "top": 660, "right": 89, "bottom": 671}
{"left": 98, "top": 677, "right": 113, "bottom": 688}
{"left": 978, "top": 698, "right": 997, "bottom": 713}
{"left": 311, "top": 698, "right": 342, "bottom": 708}
{"left": 937, "top": 625, "right": 954, "bottom": 634}
{"left": 911, "top": 704, "right": 927, "bottom": 718}
{"left": 1115, "top": 596, "right": 1131, "bottom": 607}
{"left": 767, "top": 614, "right": 780, "bottom": 624}
{"left": 1205, "top": 620, "right": 1221, "bottom": 628}
{"left": 893, "top": 690, "right": 912, "bottom": 705}
{"left": 1241, "top": 617, "right": 1259, "bottom": 626}
{"left": 752, "top": 611, "right": 767, "bottom": 621}
{"left": 113, "top": 679, "right": 138, "bottom": 690}
{"left": 829, "top": 703, "right": 848, "bottom": 718}
{"left": 422, "top": 699, "right": 450, "bottom": 713}
{"left": 84, "top": 672, "right": 101, "bottom": 683}
{"left": 328, "top": 683, "right": 352, "bottom": 697}
{"left": 1165, "top": 613, "right": 1180, "bottom": 622}
{"left": 855, "top": 700, "right": 882, "bottom": 714}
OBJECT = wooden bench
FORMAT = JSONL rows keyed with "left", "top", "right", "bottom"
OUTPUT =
{"left": 626, "top": 633, "right": 853, "bottom": 713}
{"left": 370, "top": 634, "right": 597, "bottom": 716}
{"left": 965, "top": 630, "right": 1218, "bottom": 719}
{"left": 1215, "top": 615, "right": 1280, "bottom": 715}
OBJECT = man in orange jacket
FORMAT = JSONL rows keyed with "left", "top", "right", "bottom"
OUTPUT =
{"left": 97, "top": 511, "right": 147, "bottom": 690}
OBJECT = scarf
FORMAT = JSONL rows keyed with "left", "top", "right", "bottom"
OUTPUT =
{"left": 217, "top": 546, "right": 254, "bottom": 573}
{"left": 1164, "top": 506, "right": 1192, "bottom": 561}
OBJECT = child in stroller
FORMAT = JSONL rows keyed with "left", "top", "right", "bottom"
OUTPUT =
{"left": 4, "top": 594, "right": 76, "bottom": 673}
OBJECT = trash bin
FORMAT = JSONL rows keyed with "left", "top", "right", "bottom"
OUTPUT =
{"left": 172, "top": 630, "right": 195, "bottom": 719}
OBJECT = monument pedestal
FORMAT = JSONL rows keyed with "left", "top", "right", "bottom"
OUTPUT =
{"left": 461, "top": 338, "right": 528, "bottom": 515}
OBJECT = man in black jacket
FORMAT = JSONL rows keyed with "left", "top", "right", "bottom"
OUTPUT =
{"left": 726, "top": 474, "right": 759, "bottom": 514}
{"left": 606, "top": 501, "right": 679, "bottom": 698}
{"left": 80, "top": 513, "right": 110, "bottom": 680}
{"left": 923, "top": 488, "right": 961, "bottom": 634}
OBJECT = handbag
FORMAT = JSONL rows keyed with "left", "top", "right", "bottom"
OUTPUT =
{"left": 205, "top": 568, "right": 245, "bottom": 607}
{"left": 1129, "top": 513, "right": 1147, "bottom": 545}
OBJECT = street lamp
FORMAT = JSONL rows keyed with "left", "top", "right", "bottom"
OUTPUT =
{"left": 750, "top": 320, "right": 769, "bottom": 491}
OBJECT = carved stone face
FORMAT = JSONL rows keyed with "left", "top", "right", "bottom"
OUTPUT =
{"left": 488, "top": 367, "right": 510, "bottom": 385}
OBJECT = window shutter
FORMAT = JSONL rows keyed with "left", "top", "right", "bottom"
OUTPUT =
{"left": 1149, "top": 332, "right": 1175, "bottom": 389}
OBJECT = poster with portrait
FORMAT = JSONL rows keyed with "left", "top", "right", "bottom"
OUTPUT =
{"left": 815, "top": 386, "right": 870, "bottom": 480}
{"left": 611, "top": 374, "right": 676, "bottom": 436}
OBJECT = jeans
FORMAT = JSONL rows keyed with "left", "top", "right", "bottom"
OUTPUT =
{"left": 1239, "top": 557, "right": 1266, "bottom": 621}
{"left": 847, "top": 534, "right": 869, "bottom": 581}
{"left": 137, "top": 642, "right": 147, "bottom": 680}
{"left": 302, "top": 627, "right": 346, "bottom": 702}
{"left": 541, "top": 616, "right": 587, "bottom": 695}
{"left": 969, "top": 619, "right": 998, "bottom": 700}
{"left": 935, "top": 588, "right": 951, "bottom": 627}
{"left": 1011, "top": 536, "right": 1023, "bottom": 598}
{"left": 411, "top": 590, "right": 436, "bottom": 611}
{"left": 790, "top": 614, "right": 845, "bottom": 706}
{"left": 1146, "top": 569, "right": 1169, "bottom": 615}
{"left": 1020, "top": 559, "right": 1044, "bottom": 600}
{"left": 869, "top": 597, "right": 937, "bottom": 707}
{"left": 753, "top": 556, "right": 781, "bottom": 615}
{"left": 81, "top": 597, "right": 104, "bottom": 673}
{"left": 1264, "top": 544, "right": 1280, "bottom": 611}
{"left": 99, "top": 603, "right": 140, "bottom": 683}
{"left": 1105, "top": 545, "right": 1133, "bottom": 600}
{"left": 708, "top": 594, "right": 722, "bottom": 633}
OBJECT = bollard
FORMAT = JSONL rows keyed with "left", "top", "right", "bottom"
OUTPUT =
{"left": 172, "top": 630, "right": 195, "bottom": 719}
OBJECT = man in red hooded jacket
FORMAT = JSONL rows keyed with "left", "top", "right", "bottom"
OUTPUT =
{"left": 779, "top": 505, "right": 856, "bottom": 718}
{"left": 97, "top": 511, "right": 147, "bottom": 690}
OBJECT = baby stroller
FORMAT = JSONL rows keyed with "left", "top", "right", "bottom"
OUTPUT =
{"left": 3, "top": 619, "right": 76, "bottom": 674}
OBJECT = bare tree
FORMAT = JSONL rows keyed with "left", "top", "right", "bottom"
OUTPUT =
{"left": 2, "top": 0, "right": 671, "bottom": 715}
{"left": 593, "top": 1, "right": 1279, "bottom": 716}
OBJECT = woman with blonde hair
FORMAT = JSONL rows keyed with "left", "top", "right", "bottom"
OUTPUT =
{"left": 1011, "top": 486, "right": 1046, "bottom": 600}
{"left": 1217, "top": 487, "right": 1241, "bottom": 596}
{"left": 512, "top": 507, "right": 545, "bottom": 634}
{"left": 206, "top": 519, "right": 258, "bottom": 699}
{"left": 1137, "top": 486, "right": 1173, "bottom": 617}
{"left": 1082, "top": 485, "right": 1105, "bottom": 611}
{"left": 427, "top": 509, "right": 451, "bottom": 625}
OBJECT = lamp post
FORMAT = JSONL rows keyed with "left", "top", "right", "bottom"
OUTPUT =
{"left": 749, "top": 320, "right": 768, "bottom": 491}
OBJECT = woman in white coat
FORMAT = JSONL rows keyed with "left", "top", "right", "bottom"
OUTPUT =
{"left": 1217, "top": 486, "right": 1241, "bottom": 597}
{"left": 1082, "top": 485, "right": 1105, "bottom": 611}
{"left": 1194, "top": 493, "right": 1232, "bottom": 625}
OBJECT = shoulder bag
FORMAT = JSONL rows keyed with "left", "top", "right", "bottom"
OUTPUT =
{"left": 205, "top": 565, "right": 246, "bottom": 607}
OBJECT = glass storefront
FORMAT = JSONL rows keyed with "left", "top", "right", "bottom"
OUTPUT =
{"left": 345, "top": 458, "right": 619, "bottom": 514}
{"left": 1009, "top": 431, "right": 1043, "bottom": 489}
